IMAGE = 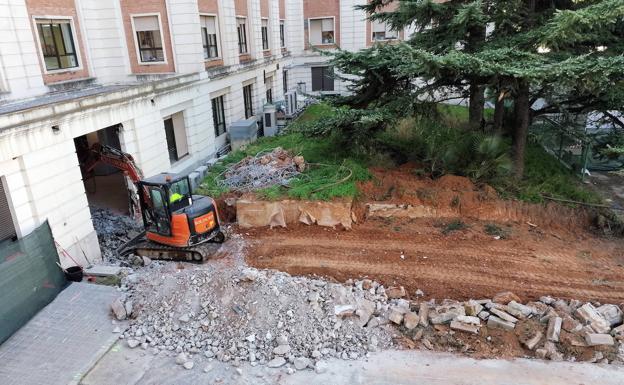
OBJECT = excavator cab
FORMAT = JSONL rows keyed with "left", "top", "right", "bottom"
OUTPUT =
{"left": 138, "top": 173, "right": 224, "bottom": 248}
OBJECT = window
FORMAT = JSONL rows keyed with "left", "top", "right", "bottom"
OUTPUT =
{"left": 311, "top": 66, "right": 334, "bottom": 91}
{"left": 243, "top": 84, "right": 254, "bottom": 119}
{"left": 36, "top": 19, "right": 78, "bottom": 71}
{"left": 309, "top": 18, "right": 334, "bottom": 45}
{"left": 163, "top": 112, "right": 188, "bottom": 163}
{"left": 133, "top": 15, "right": 165, "bottom": 63}
{"left": 266, "top": 88, "right": 273, "bottom": 104}
{"left": 372, "top": 20, "right": 398, "bottom": 41}
{"left": 283, "top": 70, "right": 288, "bottom": 94}
{"left": 261, "top": 19, "right": 269, "bottom": 50}
{"left": 211, "top": 95, "right": 226, "bottom": 137}
{"left": 265, "top": 76, "right": 273, "bottom": 103}
{"left": 201, "top": 15, "right": 219, "bottom": 59}
{"left": 280, "top": 20, "right": 285, "bottom": 48}
{"left": 237, "top": 18, "right": 248, "bottom": 54}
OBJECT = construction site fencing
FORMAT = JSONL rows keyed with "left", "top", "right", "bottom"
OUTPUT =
{"left": 530, "top": 115, "right": 624, "bottom": 180}
{"left": 0, "top": 221, "right": 66, "bottom": 344}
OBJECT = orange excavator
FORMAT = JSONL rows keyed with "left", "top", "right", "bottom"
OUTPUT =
{"left": 83, "top": 143, "right": 225, "bottom": 262}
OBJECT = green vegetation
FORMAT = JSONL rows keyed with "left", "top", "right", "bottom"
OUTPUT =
{"left": 441, "top": 220, "right": 468, "bottom": 235}
{"left": 511, "top": 143, "right": 602, "bottom": 204}
{"left": 484, "top": 223, "right": 510, "bottom": 239}
{"left": 197, "top": 106, "right": 370, "bottom": 201}
{"left": 376, "top": 116, "right": 511, "bottom": 184}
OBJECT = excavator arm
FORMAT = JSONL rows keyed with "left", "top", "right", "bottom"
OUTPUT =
{"left": 83, "top": 143, "right": 148, "bottom": 217}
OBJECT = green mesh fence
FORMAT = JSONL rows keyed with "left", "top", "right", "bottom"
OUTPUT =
{"left": 0, "top": 221, "right": 66, "bottom": 344}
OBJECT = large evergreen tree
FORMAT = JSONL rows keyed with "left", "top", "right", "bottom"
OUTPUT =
{"left": 327, "top": 0, "right": 624, "bottom": 178}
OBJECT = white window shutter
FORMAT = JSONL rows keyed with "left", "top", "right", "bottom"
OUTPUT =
{"left": 321, "top": 18, "right": 333, "bottom": 32}
{"left": 372, "top": 20, "right": 385, "bottom": 33}
{"left": 205, "top": 16, "right": 216, "bottom": 34}
{"left": 134, "top": 16, "right": 159, "bottom": 32}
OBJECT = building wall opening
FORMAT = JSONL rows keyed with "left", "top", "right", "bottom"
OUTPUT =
{"left": 74, "top": 124, "right": 132, "bottom": 215}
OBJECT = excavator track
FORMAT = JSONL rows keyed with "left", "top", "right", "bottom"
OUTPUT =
{"left": 118, "top": 231, "right": 224, "bottom": 263}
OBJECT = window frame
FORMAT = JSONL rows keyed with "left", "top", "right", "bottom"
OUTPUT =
{"left": 261, "top": 18, "right": 270, "bottom": 51}
{"left": 236, "top": 17, "right": 248, "bottom": 54}
{"left": 130, "top": 13, "right": 168, "bottom": 66}
{"left": 200, "top": 14, "right": 221, "bottom": 61}
{"left": 243, "top": 83, "right": 254, "bottom": 119}
{"left": 371, "top": 20, "right": 398, "bottom": 42}
{"left": 32, "top": 16, "right": 82, "bottom": 74}
{"left": 279, "top": 20, "right": 286, "bottom": 48}
{"left": 211, "top": 95, "right": 227, "bottom": 137}
{"left": 311, "top": 66, "right": 335, "bottom": 92}
{"left": 308, "top": 17, "right": 336, "bottom": 46}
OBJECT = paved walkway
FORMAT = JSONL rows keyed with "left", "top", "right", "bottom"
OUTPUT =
{"left": 0, "top": 282, "right": 119, "bottom": 385}
{"left": 82, "top": 344, "right": 624, "bottom": 385}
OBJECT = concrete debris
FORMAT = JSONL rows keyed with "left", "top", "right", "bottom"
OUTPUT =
{"left": 388, "top": 309, "right": 404, "bottom": 325}
{"left": 91, "top": 208, "right": 144, "bottom": 264}
{"left": 585, "top": 333, "right": 615, "bottom": 346}
{"left": 450, "top": 320, "right": 480, "bottom": 334}
{"left": 487, "top": 315, "right": 515, "bottom": 331}
{"left": 115, "top": 248, "right": 624, "bottom": 370}
{"left": 507, "top": 301, "right": 533, "bottom": 318}
{"left": 456, "top": 315, "right": 480, "bottom": 325}
{"left": 314, "top": 361, "right": 328, "bottom": 374}
{"left": 294, "top": 357, "right": 311, "bottom": 370}
{"left": 219, "top": 147, "right": 304, "bottom": 191}
{"left": 403, "top": 312, "right": 420, "bottom": 330}
{"left": 464, "top": 300, "right": 483, "bottom": 317}
{"left": 597, "top": 304, "right": 623, "bottom": 327}
{"left": 523, "top": 331, "right": 543, "bottom": 350}
{"left": 546, "top": 316, "right": 562, "bottom": 342}
{"left": 489, "top": 308, "right": 518, "bottom": 324}
{"left": 574, "top": 303, "right": 611, "bottom": 334}
{"left": 418, "top": 303, "right": 429, "bottom": 327}
{"left": 110, "top": 297, "right": 127, "bottom": 320}
{"left": 385, "top": 286, "right": 406, "bottom": 299}
{"left": 267, "top": 357, "right": 287, "bottom": 368}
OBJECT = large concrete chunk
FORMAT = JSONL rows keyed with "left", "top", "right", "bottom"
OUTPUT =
{"left": 419, "top": 303, "right": 429, "bottom": 327}
{"left": 574, "top": 303, "right": 611, "bottom": 334}
{"left": 490, "top": 308, "right": 518, "bottom": 324}
{"left": 546, "top": 316, "right": 562, "bottom": 342}
{"left": 487, "top": 315, "right": 515, "bottom": 331}
{"left": 507, "top": 301, "right": 533, "bottom": 318}
{"left": 464, "top": 300, "right": 483, "bottom": 316}
{"left": 403, "top": 312, "right": 420, "bottom": 330}
{"left": 585, "top": 333, "right": 615, "bottom": 346}
{"left": 450, "top": 320, "right": 480, "bottom": 334}
{"left": 597, "top": 304, "right": 623, "bottom": 327}
{"left": 523, "top": 331, "right": 543, "bottom": 350}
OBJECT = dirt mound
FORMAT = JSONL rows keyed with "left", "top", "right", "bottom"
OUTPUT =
{"left": 436, "top": 174, "right": 476, "bottom": 191}
{"left": 358, "top": 165, "right": 592, "bottom": 231}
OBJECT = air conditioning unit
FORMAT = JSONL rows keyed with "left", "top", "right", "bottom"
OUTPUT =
{"left": 263, "top": 105, "right": 278, "bottom": 136}
{"left": 229, "top": 118, "right": 258, "bottom": 151}
{"left": 284, "top": 91, "right": 297, "bottom": 117}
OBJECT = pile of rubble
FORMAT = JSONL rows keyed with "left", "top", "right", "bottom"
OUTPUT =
{"left": 112, "top": 262, "right": 395, "bottom": 373}
{"left": 91, "top": 208, "right": 143, "bottom": 264}
{"left": 219, "top": 147, "right": 305, "bottom": 191}
{"left": 384, "top": 290, "right": 624, "bottom": 364}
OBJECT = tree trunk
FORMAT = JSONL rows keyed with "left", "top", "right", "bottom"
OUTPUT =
{"left": 512, "top": 81, "right": 530, "bottom": 179}
{"left": 493, "top": 88, "right": 507, "bottom": 133}
{"left": 468, "top": 81, "right": 485, "bottom": 130}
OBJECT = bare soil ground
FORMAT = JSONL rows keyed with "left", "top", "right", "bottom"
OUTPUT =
{"left": 244, "top": 167, "right": 624, "bottom": 304}
{"left": 244, "top": 218, "right": 624, "bottom": 304}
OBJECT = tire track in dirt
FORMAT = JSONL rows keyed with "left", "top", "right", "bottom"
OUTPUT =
{"left": 244, "top": 220, "right": 624, "bottom": 303}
